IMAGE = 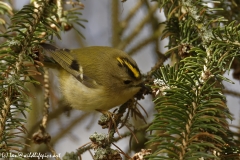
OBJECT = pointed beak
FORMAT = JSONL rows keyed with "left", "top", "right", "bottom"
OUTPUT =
{"left": 134, "top": 82, "right": 152, "bottom": 100}
{"left": 136, "top": 82, "right": 152, "bottom": 92}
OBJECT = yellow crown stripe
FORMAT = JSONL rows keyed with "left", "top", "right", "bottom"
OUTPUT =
{"left": 117, "top": 57, "right": 140, "bottom": 78}
{"left": 124, "top": 61, "right": 140, "bottom": 78}
{"left": 117, "top": 57, "right": 124, "bottom": 65}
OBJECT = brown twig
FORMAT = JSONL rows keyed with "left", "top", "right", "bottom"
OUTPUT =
{"left": 111, "top": 0, "right": 120, "bottom": 47}
{"left": 128, "top": 27, "right": 162, "bottom": 55}
{"left": 50, "top": 112, "right": 91, "bottom": 145}
{"left": 76, "top": 123, "right": 151, "bottom": 159}
{"left": 116, "top": 4, "right": 158, "bottom": 50}
{"left": 128, "top": 0, "right": 163, "bottom": 56}
{"left": 112, "top": 142, "right": 132, "bottom": 159}
{"left": 32, "top": 69, "right": 60, "bottom": 160}
{"left": 113, "top": 123, "right": 151, "bottom": 143}
{"left": 223, "top": 89, "right": 240, "bottom": 97}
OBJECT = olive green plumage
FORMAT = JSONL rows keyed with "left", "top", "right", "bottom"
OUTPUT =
{"left": 40, "top": 43, "right": 142, "bottom": 111}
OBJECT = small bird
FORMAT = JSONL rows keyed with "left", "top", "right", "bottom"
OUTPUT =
{"left": 40, "top": 43, "right": 143, "bottom": 112}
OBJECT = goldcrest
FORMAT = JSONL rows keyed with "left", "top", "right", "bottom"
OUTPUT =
{"left": 40, "top": 43, "right": 142, "bottom": 111}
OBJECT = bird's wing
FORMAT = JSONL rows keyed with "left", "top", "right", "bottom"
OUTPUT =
{"left": 40, "top": 43, "right": 83, "bottom": 82}
{"left": 40, "top": 43, "right": 100, "bottom": 89}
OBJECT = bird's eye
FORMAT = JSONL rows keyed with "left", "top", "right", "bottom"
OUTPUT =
{"left": 123, "top": 80, "right": 132, "bottom": 85}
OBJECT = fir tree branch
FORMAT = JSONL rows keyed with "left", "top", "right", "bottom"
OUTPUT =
{"left": 0, "top": 0, "right": 59, "bottom": 154}
{"left": 147, "top": 0, "right": 240, "bottom": 159}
